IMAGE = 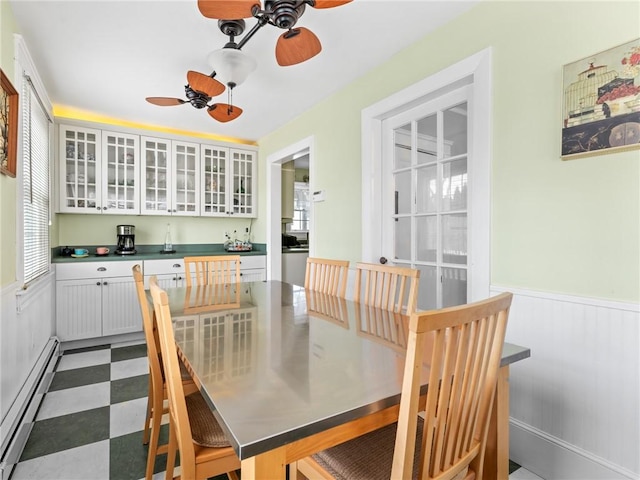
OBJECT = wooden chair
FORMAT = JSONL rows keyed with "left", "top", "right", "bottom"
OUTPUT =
{"left": 304, "top": 257, "right": 350, "bottom": 297}
{"left": 295, "top": 292, "right": 513, "bottom": 480}
{"left": 353, "top": 262, "right": 420, "bottom": 314}
{"left": 132, "top": 265, "right": 198, "bottom": 480}
{"left": 184, "top": 255, "right": 241, "bottom": 287}
{"left": 149, "top": 276, "right": 241, "bottom": 480}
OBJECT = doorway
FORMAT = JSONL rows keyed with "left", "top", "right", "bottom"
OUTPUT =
{"left": 266, "top": 136, "right": 315, "bottom": 280}
{"left": 361, "top": 48, "right": 492, "bottom": 304}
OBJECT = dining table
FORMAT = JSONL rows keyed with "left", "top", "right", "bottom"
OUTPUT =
{"left": 159, "top": 280, "right": 530, "bottom": 480}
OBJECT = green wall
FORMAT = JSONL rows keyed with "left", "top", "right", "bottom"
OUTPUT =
{"left": 258, "top": 0, "right": 640, "bottom": 302}
{"left": 0, "top": 0, "right": 18, "bottom": 286}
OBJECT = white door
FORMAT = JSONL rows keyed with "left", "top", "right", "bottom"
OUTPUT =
{"left": 381, "top": 86, "right": 471, "bottom": 311}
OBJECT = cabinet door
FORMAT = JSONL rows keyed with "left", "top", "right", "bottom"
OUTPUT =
{"left": 172, "top": 141, "right": 200, "bottom": 216}
{"left": 144, "top": 273, "right": 179, "bottom": 290}
{"left": 59, "top": 125, "right": 102, "bottom": 213}
{"left": 201, "top": 145, "right": 229, "bottom": 217}
{"left": 102, "top": 276, "right": 141, "bottom": 336}
{"left": 102, "top": 131, "right": 139, "bottom": 214}
{"left": 141, "top": 136, "right": 172, "bottom": 215}
{"left": 56, "top": 278, "right": 102, "bottom": 340}
{"left": 230, "top": 149, "right": 256, "bottom": 217}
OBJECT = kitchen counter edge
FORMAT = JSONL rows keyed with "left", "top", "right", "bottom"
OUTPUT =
{"left": 52, "top": 244, "right": 267, "bottom": 263}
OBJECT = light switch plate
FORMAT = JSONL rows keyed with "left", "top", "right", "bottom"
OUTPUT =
{"left": 313, "top": 190, "right": 325, "bottom": 202}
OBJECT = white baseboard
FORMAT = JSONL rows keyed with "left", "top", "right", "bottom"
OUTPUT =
{"left": 510, "top": 419, "right": 639, "bottom": 480}
{"left": 0, "top": 337, "right": 60, "bottom": 480}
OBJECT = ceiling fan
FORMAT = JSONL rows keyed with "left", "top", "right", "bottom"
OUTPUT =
{"left": 146, "top": 0, "right": 352, "bottom": 122}
{"left": 198, "top": 0, "right": 353, "bottom": 66}
{"left": 146, "top": 70, "right": 243, "bottom": 123}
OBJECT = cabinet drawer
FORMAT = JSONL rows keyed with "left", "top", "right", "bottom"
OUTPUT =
{"left": 239, "top": 255, "right": 266, "bottom": 270}
{"left": 56, "top": 260, "right": 140, "bottom": 280}
{"left": 144, "top": 258, "right": 185, "bottom": 275}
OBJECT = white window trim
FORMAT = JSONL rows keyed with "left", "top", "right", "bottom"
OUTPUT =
{"left": 361, "top": 48, "right": 492, "bottom": 303}
{"left": 14, "top": 34, "right": 54, "bottom": 287}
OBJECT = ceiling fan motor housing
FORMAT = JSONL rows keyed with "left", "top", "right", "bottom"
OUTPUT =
{"left": 265, "top": 1, "right": 306, "bottom": 29}
{"left": 184, "top": 85, "right": 210, "bottom": 109}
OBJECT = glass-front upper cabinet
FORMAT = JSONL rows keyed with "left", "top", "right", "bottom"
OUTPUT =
{"left": 59, "top": 125, "right": 101, "bottom": 213}
{"left": 141, "top": 137, "right": 199, "bottom": 216}
{"left": 141, "top": 136, "right": 171, "bottom": 215}
{"left": 231, "top": 149, "right": 256, "bottom": 217}
{"left": 201, "top": 145, "right": 228, "bottom": 216}
{"left": 172, "top": 141, "right": 200, "bottom": 216}
{"left": 200, "top": 146, "right": 256, "bottom": 217}
{"left": 101, "top": 131, "right": 139, "bottom": 214}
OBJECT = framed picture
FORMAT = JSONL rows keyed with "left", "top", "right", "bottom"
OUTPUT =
{"left": 1, "top": 69, "right": 18, "bottom": 177}
{"left": 561, "top": 38, "right": 640, "bottom": 160}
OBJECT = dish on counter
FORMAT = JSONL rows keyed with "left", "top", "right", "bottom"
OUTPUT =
{"left": 71, "top": 254, "right": 89, "bottom": 258}
{"left": 95, "top": 253, "right": 110, "bottom": 257}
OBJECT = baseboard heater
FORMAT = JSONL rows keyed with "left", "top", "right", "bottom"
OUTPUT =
{"left": 0, "top": 337, "right": 60, "bottom": 480}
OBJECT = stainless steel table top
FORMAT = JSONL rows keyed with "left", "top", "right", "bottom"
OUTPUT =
{"left": 162, "top": 281, "right": 530, "bottom": 460}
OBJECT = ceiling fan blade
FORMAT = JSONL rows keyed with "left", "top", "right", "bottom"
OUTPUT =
{"left": 276, "top": 27, "right": 322, "bottom": 66}
{"left": 311, "top": 0, "right": 352, "bottom": 8}
{"left": 197, "top": 0, "right": 255, "bottom": 19}
{"left": 187, "top": 70, "right": 225, "bottom": 97}
{"left": 208, "top": 103, "right": 243, "bottom": 122}
{"left": 146, "top": 97, "right": 186, "bottom": 106}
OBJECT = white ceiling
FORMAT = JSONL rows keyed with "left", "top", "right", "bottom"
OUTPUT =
{"left": 9, "top": 0, "right": 477, "bottom": 143}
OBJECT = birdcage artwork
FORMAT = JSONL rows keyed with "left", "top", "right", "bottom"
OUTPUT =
{"left": 562, "top": 38, "right": 640, "bottom": 159}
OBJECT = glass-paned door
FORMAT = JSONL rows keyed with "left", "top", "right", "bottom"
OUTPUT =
{"left": 173, "top": 141, "right": 199, "bottom": 216}
{"left": 231, "top": 149, "right": 255, "bottom": 217}
{"left": 141, "top": 136, "right": 171, "bottom": 215}
{"left": 201, "top": 145, "right": 228, "bottom": 216}
{"left": 383, "top": 86, "right": 470, "bottom": 311}
{"left": 59, "top": 125, "right": 100, "bottom": 212}
{"left": 102, "top": 131, "right": 139, "bottom": 214}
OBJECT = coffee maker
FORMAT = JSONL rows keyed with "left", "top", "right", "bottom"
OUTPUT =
{"left": 115, "top": 224, "right": 136, "bottom": 255}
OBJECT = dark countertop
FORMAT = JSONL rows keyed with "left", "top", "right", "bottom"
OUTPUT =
{"left": 52, "top": 243, "right": 267, "bottom": 263}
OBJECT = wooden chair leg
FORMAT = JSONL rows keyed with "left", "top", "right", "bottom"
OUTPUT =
{"left": 145, "top": 389, "right": 165, "bottom": 480}
{"left": 165, "top": 421, "right": 177, "bottom": 480}
{"left": 143, "top": 374, "right": 153, "bottom": 445}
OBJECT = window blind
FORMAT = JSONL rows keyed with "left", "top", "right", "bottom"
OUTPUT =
{"left": 21, "top": 74, "right": 51, "bottom": 286}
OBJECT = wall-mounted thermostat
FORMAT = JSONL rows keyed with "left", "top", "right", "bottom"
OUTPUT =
{"left": 313, "top": 190, "right": 325, "bottom": 202}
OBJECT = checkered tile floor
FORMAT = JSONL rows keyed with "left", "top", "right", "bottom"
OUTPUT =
{"left": 10, "top": 340, "right": 542, "bottom": 480}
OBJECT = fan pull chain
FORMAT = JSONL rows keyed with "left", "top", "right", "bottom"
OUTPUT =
{"left": 228, "top": 88, "right": 233, "bottom": 115}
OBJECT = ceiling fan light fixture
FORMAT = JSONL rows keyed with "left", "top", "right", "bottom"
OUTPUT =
{"left": 208, "top": 47, "right": 257, "bottom": 87}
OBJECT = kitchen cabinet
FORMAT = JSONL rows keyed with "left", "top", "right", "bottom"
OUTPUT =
{"left": 55, "top": 261, "right": 141, "bottom": 341}
{"left": 58, "top": 125, "right": 140, "bottom": 214}
{"left": 144, "top": 255, "right": 266, "bottom": 285}
{"left": 141, "top": 136, "right": 200, "bottom": 216}
{"left": 143, "top": 258, "right": 187, "bottom": 288}
{"left": 201, "top": 145, "right": 257, "bottom": 217}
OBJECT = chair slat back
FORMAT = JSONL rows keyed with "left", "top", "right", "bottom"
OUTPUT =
{"left": 304, "top": 257, "right": 349, "bottom": 297}
{"left": 132, "top": 265, "right": 163, "bottom": 389}
{"left": 391, "top": 292, "right": 513, "bottom": 480}
{"left": 184, "top": 255, "right": 241, "bottom": 287}
{"left": 353, "top": 262, "right": 420, "bottom": 314}
{"left": 149, "top": 276, "right": 197, "bottom": 478}
{"left": 355, "top": 304, "right": 408, "bottom": 353}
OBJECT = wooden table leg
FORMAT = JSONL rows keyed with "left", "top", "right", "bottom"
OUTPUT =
{"left": 483, "top": 365, "right": 510, "bottom": 480}
{"left": 241, "top": 445, "right": 287, "bottom": 480}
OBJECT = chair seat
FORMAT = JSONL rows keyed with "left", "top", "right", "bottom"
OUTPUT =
{"left": 185, "top": 392, "right": 231, "bottom": 448}
{"left": 312, "top": 418, "right": 426, "bottom": 480}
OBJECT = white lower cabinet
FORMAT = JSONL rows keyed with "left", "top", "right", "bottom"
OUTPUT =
{"left": 143, "top": 258, "right": 186, "bottom": 288}
{"left": 144, "top": 255, "right": 266, "bottom": 286}
{"left": 56, "top": 261, "right": 141, "bottom": 341}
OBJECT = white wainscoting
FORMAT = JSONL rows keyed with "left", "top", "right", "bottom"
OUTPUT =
{"left": 0, "top": 273, "right": 57, "bottom": 478}
{"left": 491, "top": 285, "right": 640, "bottom": 480}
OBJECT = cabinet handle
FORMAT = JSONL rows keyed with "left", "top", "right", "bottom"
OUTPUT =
{"left": 167, "top": 209, "right": 171, "bottom": 213}
{"left": 103, "top": 281, "right": 108, "bottom": 286}
{"left": 98, "top": 267, "right": 107, "bottom": 271}
{"left": 96, "top": 282, "right": 101, "bottom": 286}
{"left": 177, "top": 276, "right": 182, "bottom": 280}
{"left": 173, "top": 264, "right": 181, "bottom": 268}
{"left": 103, "top": 207, "right": 108, "bottom": 210}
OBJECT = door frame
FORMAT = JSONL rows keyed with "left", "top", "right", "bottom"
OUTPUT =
{"left": 266, "top": 136, "right": 315, "bottom": 280}
{"left": 361, "top": 47, "right": 492, "bottom": 303}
